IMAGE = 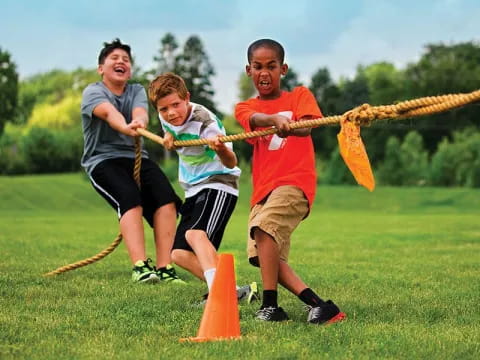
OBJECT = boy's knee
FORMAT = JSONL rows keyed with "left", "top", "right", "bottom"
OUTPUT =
{"left": 171, "top": 249, "right": 183, "bottom": 265}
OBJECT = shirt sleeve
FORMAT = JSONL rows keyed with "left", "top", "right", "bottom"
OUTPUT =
{"left": 293, "top": 86, "right": 323, "bottom": 120}
{"left": 81, "top": 84, "right": 109, "bottom": 118}
{"left": 201, "top": 114, "right": 234, "bottom": 151}
{"left": 234, "top": 100, "right": 256, "bottom": 132}
{"left": 235, "top": 100, "right": 258, "bottom": 145}
{"left": 132, "top": 85, "right": 148, "bottom": 111}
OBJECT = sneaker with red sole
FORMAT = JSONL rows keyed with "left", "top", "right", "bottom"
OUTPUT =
{"left": 306, "top": 300, "right": 346, "bottom": 324}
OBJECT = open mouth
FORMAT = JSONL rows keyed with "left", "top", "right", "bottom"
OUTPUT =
{"left": 259, "top": 80, "right": 270, "bottom": 88}
{"left": 114, "top": 67, "right": 126, "bottom": 74}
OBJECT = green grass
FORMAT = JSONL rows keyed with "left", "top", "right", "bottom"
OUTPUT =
{"left": 1, "top": 173, "right": 479, "bottom": 359}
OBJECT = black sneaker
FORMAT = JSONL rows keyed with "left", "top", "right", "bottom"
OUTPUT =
{"left": 307, "top": 300, "right": 346, "bottom": 324}
{"left": 256, "top": 306, "right": 289, "bottom": 322}
{"left": 155, "top": 264, "right": 186, "bottom": 285}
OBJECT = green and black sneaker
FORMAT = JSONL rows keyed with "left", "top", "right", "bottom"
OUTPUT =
{"left": 156, "top": 264, "right": 186, "bottom": 285}
{"left": 132, "top": 258, "right": 160, "bottom": 284}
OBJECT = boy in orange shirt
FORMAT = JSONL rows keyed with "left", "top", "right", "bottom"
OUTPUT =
{"left": 235, "top": 39, "right": 346, "bottom": 323}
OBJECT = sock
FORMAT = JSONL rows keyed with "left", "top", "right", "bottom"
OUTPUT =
{"left": 298, "top": 288, "right": 325, "bottom": 307}
{"left": 262, "top": 290, "right": 278, "bottom": 308}
{"left": 203, "top": 268, "right": 216, "bottom": 291}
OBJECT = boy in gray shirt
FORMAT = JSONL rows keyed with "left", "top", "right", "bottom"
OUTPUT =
{"left": 81, "top": 38, "right": 183, "bottom": 284}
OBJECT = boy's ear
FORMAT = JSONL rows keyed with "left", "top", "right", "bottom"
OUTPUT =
{"left": 186, "top": 91, "right": 191, "bottom": 102}
{"left": 281, "top": 63, "right": 288, "bottom": 76}
{"left": 97, "top": 64, "right": 104, "bottom": 76}
{"left": 246, "top": 64, "right": 252, "bottom": 77}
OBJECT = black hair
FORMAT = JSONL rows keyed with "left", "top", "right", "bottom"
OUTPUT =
{"left": 247, "top": 38, "right": 285, "bottom": 64}
{"left": 98, "top": 38, "right": 132, "bottom": 65}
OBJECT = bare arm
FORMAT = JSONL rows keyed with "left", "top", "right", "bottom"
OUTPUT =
{"left": 207, "top": 136, "right": 237, "bottom": 169}
{"left": 163, "top": 132, "right": 176, "bottom": 151}
{"left": 250, "top": 113, "right": 312, "bottom": 137}
{"left": 92, "top": 102, "right": 146, "bottom": 136}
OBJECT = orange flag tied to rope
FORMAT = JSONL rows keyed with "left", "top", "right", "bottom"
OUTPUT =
{"left": 337, "top": 119, "right": 375, "bottom": 191}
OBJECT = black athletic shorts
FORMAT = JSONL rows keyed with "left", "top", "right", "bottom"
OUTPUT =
{"left": 90, "top": 157, "right": 182, "bottom": 227}
{"left": 173, "top": 188, "right": 237, "bottom": 252}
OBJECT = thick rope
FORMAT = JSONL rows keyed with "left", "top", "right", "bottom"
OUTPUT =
{"left": 137, "top": 89, "right": 480, "bottom": 148}
{"left": 43, "top": 89, "right": 479, "bottom": 276}
{"left": 43, "top": 137, "right": 142, "bottom": 276}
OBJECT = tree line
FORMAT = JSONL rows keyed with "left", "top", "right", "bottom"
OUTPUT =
{"left": 1, "top": 35, "right": 479, "bottom": 186}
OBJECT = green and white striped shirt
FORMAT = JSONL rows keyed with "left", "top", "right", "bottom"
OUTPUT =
{"left": 160, "top": 102, "right": 241, "bottom": 198}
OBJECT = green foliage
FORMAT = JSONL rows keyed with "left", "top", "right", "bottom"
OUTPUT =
{"left": 158, "top": 156, "right": 179, "bottom": 183}
{"left": 377, "top": 131, "right": 429, "bottom": 186}
{"left": 237, "top": 72, "right": 256, "bottom": 101}
{"left": 17, "top": 68, "right": 97, "bottom": 125}
{"left": 398, "top": 131, "right": 429, "bottom": 186}
{"left": 430, "top": 129, "right": 480, "bottom": 188}
{"left": 377, "top": 136, "right": 403, "bottom": 186}
{"left": 281, "top": 66, "right": 301, "bottom": 91}
{"left": 0, "top": 47, "right": 18, "bottom": 134}
{"left": 175, "top": 35, "right": 218, "bottom": 114}
{"left": 22, "top": 126, "right": 82, "bottom": 174}
{"left": 321, "top": 147, "right": 356, "bottom": 185}
{"left": 27, "top": 94, "right": 81, "bottom": 130}
{"left": 403, "top": 42, "right": 480, "bottom": 152}
{"left": 0, "top": 125, "right": 27, "bottom": 174}
{"left": 361, "top": 62, "right": 406, "bottom": 105}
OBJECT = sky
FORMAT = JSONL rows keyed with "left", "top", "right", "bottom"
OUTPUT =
{"left": 1, "top": 0, "right": 479, "bottom": 113}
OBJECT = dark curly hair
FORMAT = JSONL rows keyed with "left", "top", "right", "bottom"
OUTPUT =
{"left": 98, "top": 38, "right": 132, "bottom": 65}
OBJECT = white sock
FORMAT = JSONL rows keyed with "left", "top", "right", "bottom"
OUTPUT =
{"left": 204, "top": 268, "right": 216, "bottom": 291}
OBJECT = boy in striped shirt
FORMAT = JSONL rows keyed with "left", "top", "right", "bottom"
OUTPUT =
{"left": 148, "top": 73, "right": 258, "bottom": 303}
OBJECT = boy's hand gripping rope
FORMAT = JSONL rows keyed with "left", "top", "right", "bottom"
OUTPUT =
{"left": 44, "top": 89, "right": 479, "bottom": 276}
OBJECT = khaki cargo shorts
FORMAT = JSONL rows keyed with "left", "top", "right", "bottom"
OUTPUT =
{"left": 247, "top": 185, "right": 309, "bottom": 266}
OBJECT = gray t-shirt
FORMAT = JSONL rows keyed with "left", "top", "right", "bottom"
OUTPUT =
{"left": 81, "top": 81, "right": 149, "bottom": 175}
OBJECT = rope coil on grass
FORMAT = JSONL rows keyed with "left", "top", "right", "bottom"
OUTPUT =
{"left": 43, "top": 138, "right": 142, "bottom": 276}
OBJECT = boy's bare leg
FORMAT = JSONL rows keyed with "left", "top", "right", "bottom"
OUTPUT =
{"left": 278, "top": 260, "right": 308, "bottom": 295}
{"left": 119, "top": 206, "right": 146, "bottom": 264}
{"left": 152, "top": 202, "right": 177, "bottom": 267}
{"left": 254, "top": 228, "right": 280, "bottom": 290}
{"left": 185, "top": 229, "right": 218, "bottom": 271}
{"left": 171, "top": 249, "right": 205, "bottom": 280}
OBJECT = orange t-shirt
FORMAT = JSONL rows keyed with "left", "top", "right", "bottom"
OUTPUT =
{"left": 235, "top": 86, "right": 322, "bottom": 208}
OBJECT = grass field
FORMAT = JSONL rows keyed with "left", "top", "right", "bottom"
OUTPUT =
{"left": 1, "top": 173, "right": 479, "bottom": 359}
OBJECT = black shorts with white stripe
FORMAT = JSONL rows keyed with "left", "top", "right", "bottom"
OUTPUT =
{"left": 173, "top": 188, "right": 237, "bottom": 252}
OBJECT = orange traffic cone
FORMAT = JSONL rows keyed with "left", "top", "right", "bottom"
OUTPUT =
{"left": 180, "top": 253, "right": 241, "bottom": 342}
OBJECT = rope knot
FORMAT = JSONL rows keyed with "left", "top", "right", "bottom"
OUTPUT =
{"left": 342, "top": 103, "right": 374, "bottom": 126}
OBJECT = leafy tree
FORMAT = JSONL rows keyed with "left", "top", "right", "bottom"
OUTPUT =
{"left": 404, "top": 42, "right": 480, "bottom": 153}
{"left": 176, "top": 35, "right": 217, "bottom": 114}
{"left": 398, "top": 131, "right": 429, "bottom": 186}
{"left": 238, "top": 72, "right": 256, "bottom": 101}
{"left": 309, "top": 67, "right": 342, "bottom": 158}
{"left": 281, "top": 66, "right": 301, "bottom": 91}
{"left": 27, "top": 94, "right": 81, "bottom": 130}
{"left": 321, "top": 147, "right": 356, "bottom": 185}
{"left": 430, "top": 129, "right": 480, "bottom": 187}
{"left": 377, "top": 136, "right": 403, "bottom": 186}
{"left": 0, "top": 47, "right": 18, "bottom": 134}
{"left": 154, "top": 33, "right": 179, "bottom": 74}
{"left": 17, "top": 68, "right": 97, "bottom": 125}
{"left": 361, "top": 62, "right": 405, "bottom": 105}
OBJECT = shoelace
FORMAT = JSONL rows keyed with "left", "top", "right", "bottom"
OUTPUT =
{"left": 256, "top": 306, "right": 277, "bottom": 320}
{"left": 160, "top": 267, "right": 179, "bottom": 280}
{"left": 139, "top": 258, "right": 155, "bottom": 273}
